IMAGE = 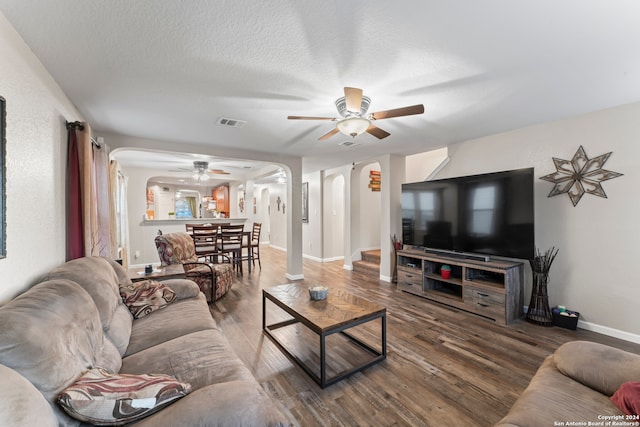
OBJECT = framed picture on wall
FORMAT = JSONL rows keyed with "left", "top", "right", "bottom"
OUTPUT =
{"left": 302, "top": 182, "right": 309, "bottom": 223}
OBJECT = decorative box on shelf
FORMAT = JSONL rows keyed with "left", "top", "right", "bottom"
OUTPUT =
{"left": 552, "top": 306, "right": 580, "bottom": 330}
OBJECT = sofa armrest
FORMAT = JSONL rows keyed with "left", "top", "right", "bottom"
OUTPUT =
{"left": 0, "top": 364, "right": 57, "bottom": 427}
{"left": 160, "top": 279, "right": 201, "bottom": 300}
{"left": 554, "top": 340, "right": 640, "bottom": 396}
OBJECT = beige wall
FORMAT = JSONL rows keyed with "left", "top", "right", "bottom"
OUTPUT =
{"left": 0, "top": 13, "right": 83, "bottom": 303}
{"left": 438, "top": 102, "right": 640, "bottom": 341}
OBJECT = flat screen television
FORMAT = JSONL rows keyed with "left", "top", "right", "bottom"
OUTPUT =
{"left": 401, "top": 168, "right": 535, "bottom": 260}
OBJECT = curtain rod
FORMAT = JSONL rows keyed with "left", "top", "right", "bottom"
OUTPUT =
{"left": 66, "top": 120, "right": 102, "bottom": 149}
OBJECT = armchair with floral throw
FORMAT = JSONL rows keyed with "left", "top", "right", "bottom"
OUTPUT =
{"left": 154, "top": 231, "right": 234, "bottom": 302}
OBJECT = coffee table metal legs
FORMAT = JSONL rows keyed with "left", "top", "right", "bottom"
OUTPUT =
{"left": 262, "top": 293, "right": 386, "bottom": 388}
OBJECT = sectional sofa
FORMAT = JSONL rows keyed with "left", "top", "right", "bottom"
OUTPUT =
{"left": 0, "top": 256, "right": 292, "bottom": 426}
{"left": 497, "top": 340, "right": 640, "bottom": 426}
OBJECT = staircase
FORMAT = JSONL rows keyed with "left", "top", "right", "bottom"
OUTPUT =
{"left": 352, "top": 249, "right": 380, "bottom": 279}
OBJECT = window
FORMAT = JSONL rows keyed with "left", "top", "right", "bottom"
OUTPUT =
{"left": 469, "top": 185, "right": 497, "bottom": 235}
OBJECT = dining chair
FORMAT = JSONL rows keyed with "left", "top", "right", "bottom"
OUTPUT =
{"left": 154, "top": 231, "right": 234, "bottom": 302}
{"left": 189, "top": 223, "right": 220, "bottom": 262}
{"left": 184, "top": 223, "right": 200, "bottom": 234}
{"left": 249, "top": 222, "right": 262, "bottom": 269}
{"left": 218, "top": 224, "right": 245, "bottom": 274}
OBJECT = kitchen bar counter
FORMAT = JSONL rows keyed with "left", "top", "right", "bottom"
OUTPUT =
{"left": 143, "top": 218, "right": 247, "bottom": 225}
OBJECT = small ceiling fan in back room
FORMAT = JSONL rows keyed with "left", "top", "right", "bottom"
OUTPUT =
{"left": 287, "top": 87, "right": 424, "bottom": 141}
{"left": 170, "top": 161, "right": 230, "bottom": 183}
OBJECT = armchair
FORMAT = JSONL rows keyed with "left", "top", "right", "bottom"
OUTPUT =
{"left": 154, "top": 232, "right": 234, "bottom": 302}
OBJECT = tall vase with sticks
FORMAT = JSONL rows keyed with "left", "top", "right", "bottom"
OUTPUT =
{"left": 391, "top": 234, "right": 402, "bottom": 284}
{"left": 526, "top": 247, "right": 559, "bottom": 326}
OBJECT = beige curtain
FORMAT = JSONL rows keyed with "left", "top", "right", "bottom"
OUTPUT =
{"left": 79, "top": 125, "right": 116, "bottom": 257}
{"left": 186, "top": 196, "right": 197, "bottom": 218}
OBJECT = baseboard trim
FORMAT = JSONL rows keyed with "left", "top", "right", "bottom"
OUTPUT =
{"left": 522, "top": 305, "right": 640, "bottom": 344}
{"left": 302, "top": 254, "right": 345, "bottom": 263}
{"left": 285, "top": 273, "right": 304, "bottom": 281}
{"left": 379, "top": 274, "right": 392, "bottom": 283}
{"left": 577, "top": 320, "right": 640, "bottom": 344}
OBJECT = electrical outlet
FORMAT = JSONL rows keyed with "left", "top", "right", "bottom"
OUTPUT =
{"left": 134, "top": 250, "right": 140, "bottom": 259}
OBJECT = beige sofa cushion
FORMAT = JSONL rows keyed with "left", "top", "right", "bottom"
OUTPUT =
{"left": 0, "top": 364, "right": 57, "bottom": 427}
{"left": 121, "top": 329, "right": 293, "bottom": 427}
{"left": 125, "top": 293, "right": 217, "bottom": 356}
{"left": 45, "top": 256, "right": 133, "bottom": 356}
{"left": 554, "top": 340, "right": 640, "bottom": 396}
{"left": 0, "top": 280, "right": 120, "bottom": 402}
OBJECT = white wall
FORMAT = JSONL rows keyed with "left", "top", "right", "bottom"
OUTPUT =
{"left": 438, "top": 101, "right": 640, "bottom": 340}
{"left": 0, "top": 13, "right": 83, "bottom": 302}
{"left": 302, "top": 171, "right": 323, "bottom": 260}
{"left": 406, "top": 147, "right": 449, "bottom": 183}
{"left": 268, "top": 183, "right": 288, "bottom": 250}
{"left": 323, "top": 174, "right": 345, "bottom": 260}
{"left": 359, "top": 164, "right": 381, "bottom": 251}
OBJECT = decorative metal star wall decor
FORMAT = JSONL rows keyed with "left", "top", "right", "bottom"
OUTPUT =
{"left": 540, "top": 145, "right": 623, "bottom": 206}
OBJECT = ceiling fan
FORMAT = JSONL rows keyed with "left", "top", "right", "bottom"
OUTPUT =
{"left": 170, "top": 161, "right": 230, "bottom": 181}
{"left": 288, "top": 87, "right": 424, "bottom": 141}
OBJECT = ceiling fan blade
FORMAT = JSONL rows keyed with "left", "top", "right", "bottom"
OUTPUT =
{"left": 344, "top": 87, "right": 363, "bottom": 113}
{"left": 318, "top": 127, "right": 340, "bottom": 141}
{"left": 287, "top": 116, "right": 335, "bottom": 120}
{"left": 208, "top": 170, "right": 230, "bottom": 175}
{"left": 366, "top": 124, "right": 391, "bottom": 139}
{"left": 370, "top": 104, "right": 425, "bottom": 120}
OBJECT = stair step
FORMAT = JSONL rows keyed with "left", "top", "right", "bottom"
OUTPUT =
{"left": 361, "top": 249, "right": 381, "bottom": 264}
{"left": 353, "top": 260, "right": 379, "bottom": 278}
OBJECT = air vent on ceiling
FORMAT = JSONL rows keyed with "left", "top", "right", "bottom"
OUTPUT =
{"left": 339, "top": 140, "right": 359, "bottom": 147}
{"left": 217, "top": 117, "right": 247, "bottom": 128}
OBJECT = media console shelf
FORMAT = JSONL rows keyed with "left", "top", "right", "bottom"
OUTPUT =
{"left": 397, "top": 249, "right": 524, "bottom": 325}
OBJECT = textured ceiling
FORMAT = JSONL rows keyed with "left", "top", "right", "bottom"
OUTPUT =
{"left": 2, "top": 0, "right": 640, "bottom": 173}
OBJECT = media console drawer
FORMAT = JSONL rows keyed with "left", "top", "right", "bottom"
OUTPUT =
{"left": 398, "top": 269, "right": 422, "bottom": 286}
{"left": 464, "top": 287, "right": 503, "bottom": 304}
{"left": 464, "top": 286, "right": 505, "bottom": 319}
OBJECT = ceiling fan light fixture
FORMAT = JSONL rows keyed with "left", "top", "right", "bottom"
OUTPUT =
{"left": 193, "top": 172, "right": 210, "bottom": 181}
{"left": 335, "top": 95, "right": 371, "bottom": 117}
{"left": 336, "top": 116, "right": 370, "bottom": 137}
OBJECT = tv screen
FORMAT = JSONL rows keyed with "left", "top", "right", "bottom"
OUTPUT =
{"left": 401, "top": 168, "right": 535, "bottom": 260}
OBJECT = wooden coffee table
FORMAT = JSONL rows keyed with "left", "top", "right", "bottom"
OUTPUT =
{"left": 262, "top": 284, "right": 386, "bottom": 388}
{"left": 127, "top": 264, "right": 185, "bottom": 282}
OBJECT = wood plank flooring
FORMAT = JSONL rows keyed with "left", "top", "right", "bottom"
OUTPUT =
{"left": 209, "top": 246, "right": 640, "bottom": 427}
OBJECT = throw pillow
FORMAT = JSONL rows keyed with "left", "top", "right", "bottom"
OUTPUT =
{"left": 57, "top": 367, "right": 191, "bottom": 426}
{"left": 119, "top": 280, "right": 177, "bottom": 318}
{"left": 611, "top": 381, "right": 640, "bottom": 416}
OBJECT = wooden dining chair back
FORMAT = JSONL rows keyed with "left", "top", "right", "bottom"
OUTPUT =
{"left": 218, "top": 224, "right": 245, "bottom": 274}
{"left": 185, "top": 223, "right": 200, "bottom": 234}
{"left": 250, "top": 222, "right": 262, "bottom": 269}
{"left": 190, "top": 224, "right": 220, "bottom": 262}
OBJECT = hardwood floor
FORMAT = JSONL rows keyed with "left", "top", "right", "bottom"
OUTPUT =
{"left": 209, "top": 246, "right": 640, "bottom": 427}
